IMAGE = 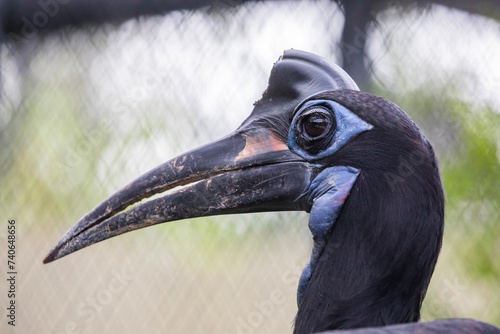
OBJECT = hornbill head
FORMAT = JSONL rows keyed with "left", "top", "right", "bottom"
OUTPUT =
{"left": 45, "top": 50, "right": 444, "bottom": 333}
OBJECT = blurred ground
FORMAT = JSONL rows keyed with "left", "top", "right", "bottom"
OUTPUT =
{"left": 1, "top": 1, "right": 500, "bottom": 333}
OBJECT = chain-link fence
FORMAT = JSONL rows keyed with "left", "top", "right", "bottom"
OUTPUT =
{"left": 1, "top": 1, "right": 499, "bottom": 333}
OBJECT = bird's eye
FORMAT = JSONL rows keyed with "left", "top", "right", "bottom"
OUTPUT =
{"left": 303, "top": 113, "right": 329, "bottom": 139}
{"left": 292, "top": 106, "right": 336, "bottom": 154}
{"left": 297, "top": 107, "right": 335, "bottom": 141}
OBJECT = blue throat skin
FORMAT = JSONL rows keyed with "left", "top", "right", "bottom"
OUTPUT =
{"left": 296, "top": 166, "right": 360, "bottom": 306}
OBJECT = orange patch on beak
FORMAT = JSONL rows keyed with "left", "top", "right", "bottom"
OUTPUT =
{"left": 236, "top": 132, "right": 289, "bottom": 161}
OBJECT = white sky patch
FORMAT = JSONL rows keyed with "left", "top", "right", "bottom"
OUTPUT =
{"left": 368, "top": 4, "right": 500, "bottom": 112}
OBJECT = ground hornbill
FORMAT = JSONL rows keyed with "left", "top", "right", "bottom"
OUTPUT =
{"left": 45, "top": 50, "right": 500, "bottom": 333}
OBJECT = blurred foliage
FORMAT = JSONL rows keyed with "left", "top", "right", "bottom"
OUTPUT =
{"left": 0, "top": 1, "right": 499, "bottom": 333}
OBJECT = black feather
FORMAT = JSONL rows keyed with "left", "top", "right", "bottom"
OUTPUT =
{"left": 319, "top": 319, "right": 500, "bottom": 334}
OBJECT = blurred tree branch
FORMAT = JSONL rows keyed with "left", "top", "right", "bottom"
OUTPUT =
{"left": 337, "top": 0, "right": 500, "bottom": 90}
{"left": 0, "top": 0, "right": 499, "bottom": 89}
{"left": 1, "top": 0, "right": 219, "bottom": 36}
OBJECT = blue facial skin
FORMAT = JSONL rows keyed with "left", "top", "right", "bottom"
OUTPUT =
{"left": 289, "top": 100, "right": 373, "bottom": 306}
{"left": 289, "top": 100, "right": 373, "bottom": 161}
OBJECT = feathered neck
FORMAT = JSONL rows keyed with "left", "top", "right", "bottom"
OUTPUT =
{"left": 293, "top": 144, "right": 444, "bottom": 334}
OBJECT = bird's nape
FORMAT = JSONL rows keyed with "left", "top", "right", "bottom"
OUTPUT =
{"left": 44, "top": 50, "right": 500, "bottom": 334}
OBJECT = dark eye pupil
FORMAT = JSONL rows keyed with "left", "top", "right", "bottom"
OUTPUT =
{"left": 303, "top": 114, "right": 328, "bottom": 138}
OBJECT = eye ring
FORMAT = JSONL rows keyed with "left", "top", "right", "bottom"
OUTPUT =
{"left": 296, "top": 107, "right": 335, "bottom": 142}
{"left": 288, "top": 99, "right": 372, "bottom": 160}
{"left": 290, "top": 106, "right": 336, "bottom": 154}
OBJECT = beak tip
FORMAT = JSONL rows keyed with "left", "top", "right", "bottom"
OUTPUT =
{"left": 43, "top": 239, "right": 71, "bottom": 264}
{"left": 43, "top": 247, "right": 61, "bottom": 264}
{"left": 43, "top": 226, "right": 101, "bottom": 264}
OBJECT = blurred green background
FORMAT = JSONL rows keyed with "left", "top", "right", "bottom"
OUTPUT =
{"left": 0, "top": 1, "right": 499, "bottom": 333}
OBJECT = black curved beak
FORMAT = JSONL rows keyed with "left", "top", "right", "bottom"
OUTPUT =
{"left": 44, "top": 49, "right": 359, "bottom": 264}
{"left": 44, "top": 128, "right": 313, "bottom": 263}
